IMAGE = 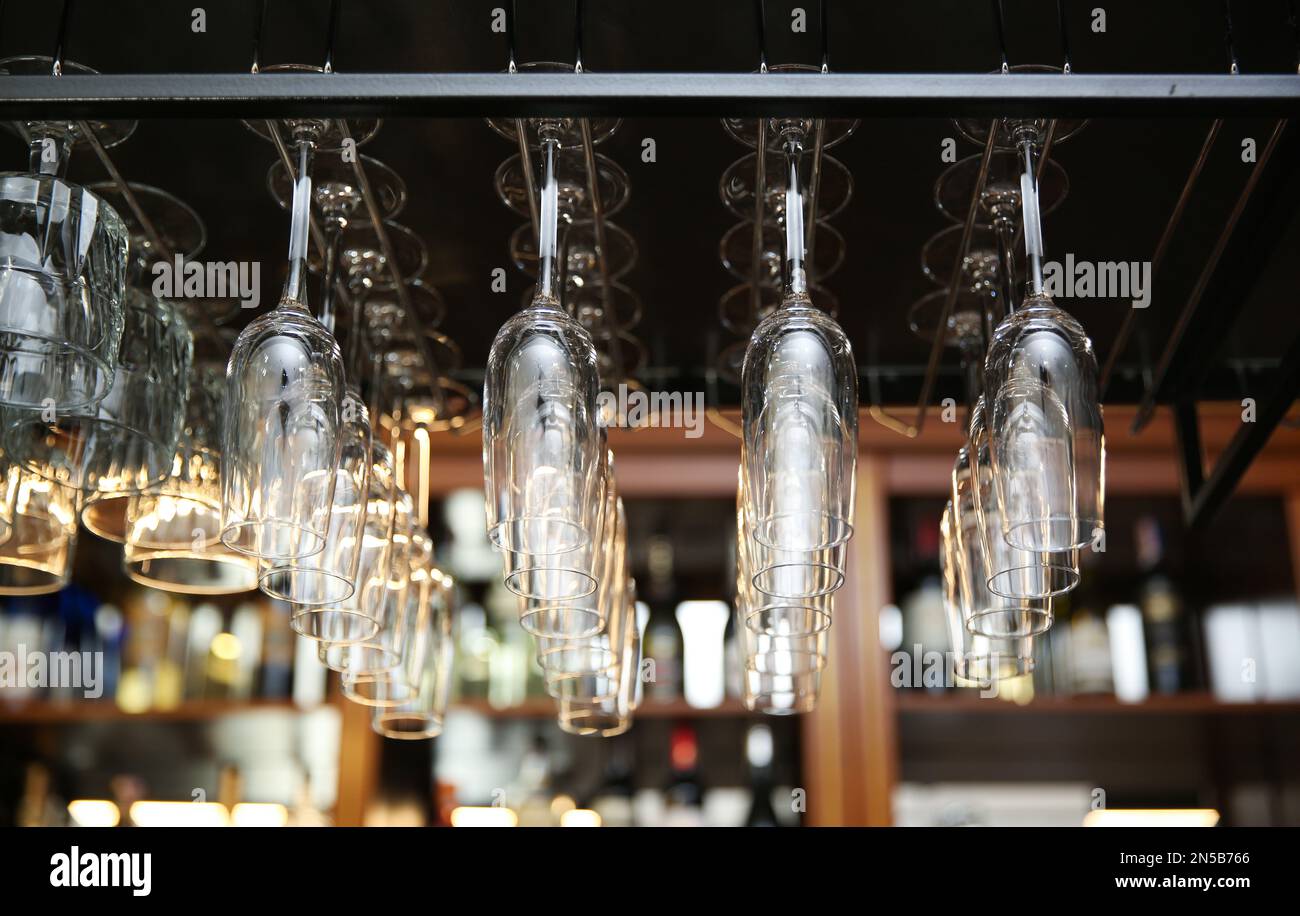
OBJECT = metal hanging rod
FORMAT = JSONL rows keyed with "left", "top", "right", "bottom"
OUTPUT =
{"left": 1, "top": 72, "right": 1298, "bottom": 119}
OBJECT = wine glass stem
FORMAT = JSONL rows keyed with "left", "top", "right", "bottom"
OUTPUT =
{"left": 1018, "top": 138, "right": 1045, "bottom": 297}
{"left": 995, "top": 222, "right": 1019, "bottom": 315}
{"left": 319, "top": 231, "right": 341, "bottom": 333}
{"left": 283, "top": 139, "right": 316, "bottom": 307}
{"left": 346, "top": 284, "right": 370, "bottom": 383}
{"left": 782, "top": 133, "right": 808, "bottom": 298}
{"left": 537, "top": 130, "right": 562, "bottom": 303}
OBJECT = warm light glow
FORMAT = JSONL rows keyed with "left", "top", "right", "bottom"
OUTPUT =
{"left": 560, "top": 809, "right": 602, "bottom": 827}
{"left": 230, "top": 803, "right": 289, "bottom": 827}
{"left": 1083, "top": 809, "right": 1220, "bottom": 828}
{"left": 550, "top": 794, "right": 577, "bottom": 818}
{"left": 450, "top": 806, "right": 518, "bottom": 827}
{"left": 129, "top": 801, "right": 230, "bottom": 827}
{"left": 414, "top": 427, "right": 431, "bottom": 528}
{"left": 210, "top": 632, "right": 242, "bottom": 661}
{"left": 67, "top": 799, "right": 121, "bottom": 827}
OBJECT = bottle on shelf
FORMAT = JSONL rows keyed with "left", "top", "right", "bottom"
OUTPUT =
{"left": 743, "top": 723, "right": 780, "bottom": 827}
{"left": 1135, "top": 515, "right": 1188, "bottom": 694}
{"left": 643, "top": 536, "right": 683, "bottom": 702}
{"left": 662, "top": 722, "right": 705, "bottom": 826}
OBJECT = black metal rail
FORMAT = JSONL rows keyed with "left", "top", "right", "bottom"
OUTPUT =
{"left": 1, "top": 72, "right": 1299, "bottom": 119}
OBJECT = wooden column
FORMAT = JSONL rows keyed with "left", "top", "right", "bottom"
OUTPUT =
{"left": 334, "top": 695, "right": 381, "bottom": 826}
{"left": 802, "top": 450, "right": 898, "bottom": 825}
{"left": 1286, "top": 489, "right": 1300, "bottom": 601}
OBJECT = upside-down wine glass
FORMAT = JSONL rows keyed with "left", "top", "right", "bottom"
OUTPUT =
{"left": 741, "top": 119, "right": 857, "bottom": 595}
{"left": 257, "top": 161, "right": 417, "bottom": 625}
{"left": 483, "top": 119, "right": 603, "bottom": 633}
{"left": 6, "top": 181, "right": 195, "bottom": 545}
{"left": 0, "top": 56, "right": 130, "bottom": 413}
{"left": 221, "top": 117, "right": 346, "bottom": 562}
{"left": 983, "top": 122, "right": 1104, "bottom": 555}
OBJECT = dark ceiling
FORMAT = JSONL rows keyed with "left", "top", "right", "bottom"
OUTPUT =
{"left": 3, "top": 0, "right": 1298, "bottom": 409}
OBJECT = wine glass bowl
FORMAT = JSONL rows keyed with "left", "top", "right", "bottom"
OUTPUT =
{"left": 0, "top": 173, "right": 128, "bottom": 412}
{"left": 951, "top": 446, "right": 1054, "bottom": 640}
{"left": 483, "top": 301, "right": 602, "bottom": 558}
{"left": 220, "top": 303, "right": 345, "bottom": 560}
{"left": 742, "top": 299, "right": 858, "bottom": 554}
{"left": 984, "top": 295, "right": 1104, "bottom": 553}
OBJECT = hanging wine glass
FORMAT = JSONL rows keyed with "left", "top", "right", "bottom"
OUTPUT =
{"left": 511, "top": 446, "right": 611, "bottom": 639}
{"left": 742, "top": 119, "right": 857, "bottom": 557}
{"left": 122, "top": 331, "right": 258, "bottom": 595}
{"left": 534, "top": 468, "right": 623, "bottom": 685}
{"left": 258, "top": 395, "right": 371, "bottom": 609}
{"left": 0, "top": 431, "right": 79, "bottom": 595}
{"left": 342, "top": 524, "right": 433, "bottom": 706}
{"left": 970, "top": 395, "right": 1078, "bottom": 603}
{"left": 256, "top": 164, "right": 413, "bottom": 617}
{"left": 372, "top": 568, "right": 456, "bottom": 739}
{"left": 318, "top": 485, "right": 414, "bottom": 672}
{"left": 952, "top": 446, "right": 1053, "bottom": 640}
{"left": 737, "top": 475, "right": 836, "bottom": 636}
{"left": 4, "top": 287, "right": 191, "bottom": 515}
{"left": 736, "top": 513, "right": 828, "bottom": 718}
{"left": 483, "top": 120, "right": 602, "bottom": 600}
{"left": 13, "top": 181, "right": 200, "bottom": 543}
{"left": 984, "top": 124, "right": 1104, "bottom": 553}
{"left": 557, "top": 578, "right": 640, "bottom": 738}
{"left": 221, "top": 116, "right": 347, "bottom": 561}
{"left": 940, "top": 500, "right": 1036, "bottom": 687}
{"left": 293, "top": 440, "right": 396, "bottom": 643}
{"left": 0, "top": 56, "right": 131, "bottom": 414}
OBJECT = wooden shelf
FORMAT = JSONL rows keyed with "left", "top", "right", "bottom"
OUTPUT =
{"left": 894, "top": 690, "right": 1300, "bottom": 715}
{"left": 0, "top": 696, "right": 761, "bottom": 725}
{"left": 0, "top": 698, "right": 305, "bottom": 724}
{"left": 450, "top": 697, "right": 759, "bottom": 719}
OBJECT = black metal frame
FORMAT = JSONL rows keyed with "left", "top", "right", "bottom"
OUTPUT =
{"left": 0, "top": 72, "right": 1298, "bottom": 119}
{"left": 1175, "top": 334, "right": 1300, "bottom": 528}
